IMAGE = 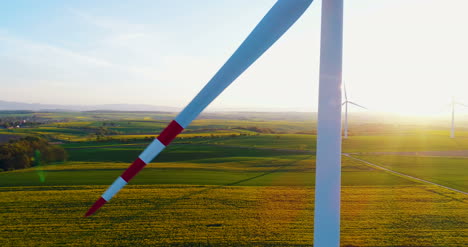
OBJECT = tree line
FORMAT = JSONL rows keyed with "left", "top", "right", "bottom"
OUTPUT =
{"left": 0, "top": 136, "right": 67, "bottom": 172}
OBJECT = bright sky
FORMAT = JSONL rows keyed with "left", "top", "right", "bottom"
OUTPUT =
{"left": 1, "top": 0, "right": 467, "bottom": 115}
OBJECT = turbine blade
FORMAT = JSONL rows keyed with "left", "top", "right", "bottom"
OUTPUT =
{"left": 84, "top": 0, "right": 314, "bottom": 217}
{"left": 348, "top": 101, "right": 367, "bottom": 109}
{"left": 456, "top": 102, "right": 468, "bottom": 107}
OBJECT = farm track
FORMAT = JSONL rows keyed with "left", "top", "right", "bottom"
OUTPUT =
{"left": 361, "top": 150, "right": 468, "bottom": 158}
{"left": 344, "top": 153, "right": 468, "bottom": 196}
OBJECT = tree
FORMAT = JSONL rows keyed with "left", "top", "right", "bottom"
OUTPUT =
{"left": 0, "top": 136, "right": 67, "bottom": 172}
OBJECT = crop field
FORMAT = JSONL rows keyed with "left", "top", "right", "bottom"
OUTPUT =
{"left": 351, "top": 154, "right": 468, "bottom": 192}
{"left": 1, "top": 184, "right": 465, "bottom": 246}
{"left": 0, "top": 112, "right": 467, "bottom": 246}
{"left": 198, "top": 133, "right": 468, "bottom": 153}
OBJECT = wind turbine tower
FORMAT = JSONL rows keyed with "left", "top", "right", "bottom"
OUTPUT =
{"left": 342, "top": 82, "right": 366, "bottom": 139}
{"left": 314, "top": 0, "right": 343, "bottom": 246}
{"left": 450, "top": 97, "right": 468, "bottom": 138}
{"left": 451, "top": 97, "right": 455, "bottom": 138}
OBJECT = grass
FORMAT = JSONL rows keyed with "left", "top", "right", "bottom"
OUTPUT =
{"left": 109, "top": 131, "right": 244, "bottom": 140}
{"left": 0, "top": 185, "right": 465, "bottom": 246}
{"left": 195, "top": 133, "right": 468, "bottom": 153}
{"left": 200, "top": 134, "right": 316, "bottom": 151}
{"left": 343, "top": 134, "right": 468, "bottom": 153}
{"left": 352, "top": 155, "right": 468, "bottom": 192}
{"left": 61, "top": 141, "right": 148, "bottom": 149}
{"left": 340, "top": 185, "right": 467, "bottom": 247}
{"left": 0, "top": 155, "right": 417, "bottom": 188}
{"left": 65, "top": 143, "right": 311, "bottom": 163}
{"left": 6, "top": 126, "right": 90, "bottom": 141}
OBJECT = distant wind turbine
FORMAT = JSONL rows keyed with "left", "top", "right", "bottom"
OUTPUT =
{"left": 450, "top": 97, "right": 468, "bottom": 138}
{"left": 342, "top": 82, "right": 366, "bottom": 139}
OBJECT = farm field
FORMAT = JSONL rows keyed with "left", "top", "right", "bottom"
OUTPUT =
{"left": 0, "top": 111, "right": 467, "bottom": 246}
{"left": 351, "top": 154, "right": 468, "bottom": 192}
{"left": 1, "top": 184, "right": 465, "bottom": 247}
{"left": 197, "top": 133, "right": 468, "bottom": 153}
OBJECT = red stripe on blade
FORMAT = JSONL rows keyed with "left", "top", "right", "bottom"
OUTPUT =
{"left": 84, "top": 197, "right": 107, "bottom": 217}
{"left": 157, "top": 120, "right": 184, "bottom": 146}
{"left": 121, "top": 158, "right": 146, "bottom": 182}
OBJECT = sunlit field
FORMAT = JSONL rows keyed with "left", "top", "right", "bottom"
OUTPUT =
{"left": 1, "top": 185, "right": 465, "bottom": 246}
{"left": 0, "top": 111, "right": 467, "bottom": 246}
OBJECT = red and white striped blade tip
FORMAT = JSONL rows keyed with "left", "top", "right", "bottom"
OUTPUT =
{"left": 84, "top": 197, "right": 107, "bottom": 217}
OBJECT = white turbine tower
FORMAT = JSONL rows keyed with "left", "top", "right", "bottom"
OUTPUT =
{"left": 342, "top": 82, "right": 367, "bottom": 139}
{"left": 450, "top": 97, "right": 468, "bottom": 138}
{"left": 314, "top": 0, "right": 343, "bottom": 246}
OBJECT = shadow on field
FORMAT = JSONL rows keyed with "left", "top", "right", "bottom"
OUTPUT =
{"left": 97, "top": 155, "right": 313, "bottom": 224}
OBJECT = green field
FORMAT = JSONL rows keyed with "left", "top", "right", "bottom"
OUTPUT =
{"left": 197, "top": 133, "right": 468, "bottom": 153}
{"left": 352, "top": 154, "right": 468, "bottom": 192}
{"left": 1, "top": 111, "right": 467, "bottom": 246}
{"left": 0, "top": 148, "right": 418, "bottom": 188}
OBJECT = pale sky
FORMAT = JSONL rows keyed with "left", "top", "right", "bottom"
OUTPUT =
{"left": 1, "top": 0, "right": 467, "bottom": 115}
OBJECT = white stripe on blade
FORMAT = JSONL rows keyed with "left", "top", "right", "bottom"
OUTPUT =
{"left": 139, "top": 139, "right": 165, "bottom": 164}
{"left": 102, "top": 177, "right": 127, "bottom": 201}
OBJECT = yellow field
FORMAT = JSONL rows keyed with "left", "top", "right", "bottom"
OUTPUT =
{"left": 2, "top": 112, "right": 467, "bottom": 246}
{"left": 1, "top": 185, "right": 465, "bottom": 246}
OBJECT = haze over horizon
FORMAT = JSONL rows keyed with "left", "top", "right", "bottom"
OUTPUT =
{"left": 1, "top": 0, "right": 467, "bottom": 116}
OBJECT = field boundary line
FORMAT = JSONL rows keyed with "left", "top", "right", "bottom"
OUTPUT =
{"left": 343, "top": 153, "right": 468, "bottom": 195}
